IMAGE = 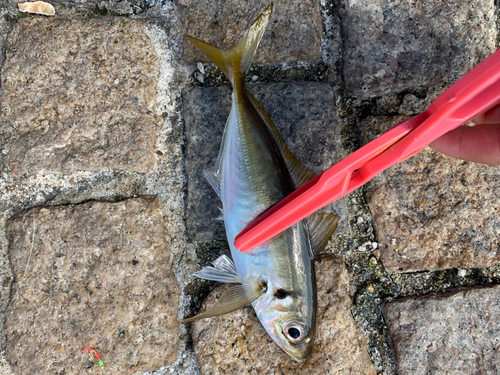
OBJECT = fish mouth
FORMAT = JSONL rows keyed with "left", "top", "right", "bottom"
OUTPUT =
{"left": 279, "top": 319, "right": 316, "bottom": 362}
{"left": 283, "top": 336, "right": 315, "bottom": 362}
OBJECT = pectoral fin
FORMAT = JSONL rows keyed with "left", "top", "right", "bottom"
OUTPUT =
{"left": 308, "top": 213, "right": 340, "bottom": 256}
{"left": 182, "top": 281, "right": 264, "bottom": 323}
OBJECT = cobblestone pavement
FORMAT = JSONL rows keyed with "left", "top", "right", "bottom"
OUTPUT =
{"left": 0, "top": 1, "right": 498, "bottom": 374}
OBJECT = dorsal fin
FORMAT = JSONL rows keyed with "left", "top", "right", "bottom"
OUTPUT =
{"left": 246, "top": 90, "right": 317, "bottom": 188}
{"left": 246, "top": 90, "right": 340, "bottom": 253}
{"left": 307, "top": 213, "right": 340, "bottom": 256}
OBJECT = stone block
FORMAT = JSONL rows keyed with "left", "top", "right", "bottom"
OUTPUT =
{"left": 4, "top": 197, "right": 179, "bottom": 374}
{"left": 183, "top": 82, "right": 346, "bottom": 242}
{"left": 338, "top": 0, "right": 497, "bottom": 96}
{"left": 384, "top": 286, "right": 500, "bottom": 374}
{"left": 0, "top": 18, "right": 161, "bottom": 175}
{"left": 359, "top": 116, "right": 500, "bottom": 272}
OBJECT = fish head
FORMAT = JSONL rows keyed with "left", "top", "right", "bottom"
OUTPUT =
{"left": 252, "top": 272, "right": 317, "bottom": 362}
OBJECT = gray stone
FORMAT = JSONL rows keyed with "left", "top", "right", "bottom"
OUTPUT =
{"left": 0, "top": 18, "right": 162, "bottom": 176}
{"left": 397, "top": 93, "right": 427, "bottom": 116}
{"left": 0, "top": 9, "right": 13, "bottom": 68}
{"left": 183, "top": 82, "right": 346, "bottom": 242}
{"left": 190, "top": 255, "right": 376, "bottom": 374}
{"left": 338, "top": 0, "right": 497, "bottom": 96}
{"left": 176, "top": 0, "right": 322, "bottom": 64}
{"left": 4, "top": 197, "right": 179, "bottom": 374}
{"left": 359, "top": 116, "right": 500, "bottom": 272}
{"left": 384, "top": 285, "right": 500, "bottom": 374}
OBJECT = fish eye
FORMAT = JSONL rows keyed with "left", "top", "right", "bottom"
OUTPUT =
{"left": 288, "top": 327, "right": 301, "bottom": 339}
{"left": 282, "top": 321, "right": 305, "bottom": 343}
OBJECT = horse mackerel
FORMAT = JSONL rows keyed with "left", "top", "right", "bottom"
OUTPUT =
{"left": 183, "top": 4, "right": 339, "bottom": 361}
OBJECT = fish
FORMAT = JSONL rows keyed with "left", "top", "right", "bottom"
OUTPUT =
{"left": 183, "top": 4, "right": 339, "bottom": 362}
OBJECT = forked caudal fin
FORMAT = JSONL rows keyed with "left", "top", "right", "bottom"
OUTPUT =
{"left": 186, "top": 4, "right": 272, "bottom": 85}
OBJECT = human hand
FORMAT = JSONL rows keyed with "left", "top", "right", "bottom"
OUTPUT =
{"left": 429, "top": 104, "right": 500, "bottom": 165}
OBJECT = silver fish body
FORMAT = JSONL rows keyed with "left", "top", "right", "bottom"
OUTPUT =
{"left": 222, "top": 81, "right": 317, "bottom": 360}
{"left": 184, "top": 4, "right": 338, "bottom": 362}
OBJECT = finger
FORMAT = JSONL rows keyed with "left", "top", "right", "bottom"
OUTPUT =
{"left": 429, "top": 123, "right": 500, "bottom": 165}
{"left": 472, "top": 104, "right": 500, "bottom": 124}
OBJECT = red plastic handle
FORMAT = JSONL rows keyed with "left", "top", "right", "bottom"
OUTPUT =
{"left": 234, "top": 114, "right": 424, "bottom": 251}
{"left": 235, "top": 48, "right": 500, "bottom": 252}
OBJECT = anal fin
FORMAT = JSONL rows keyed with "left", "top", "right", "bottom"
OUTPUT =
{"left": 203, "top": 167, "right": 221, "bottom": 198}
{"left": 215, "top": 207, "right": 224, "bottom": 221}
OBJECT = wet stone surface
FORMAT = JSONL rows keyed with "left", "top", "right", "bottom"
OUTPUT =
{"left": 0, "top": 1, "right": 498, "bottom": 374}
{"left": 384, "top": 285, "right": 500, "bottom": 374}
{"left": 0, "top": 17, "right": 161, "bottom": 176}
{"left": 183, "top": 81, "right": 347, "bottom": 242}
{"left": 4, "top": 197, "right": 179, "bottom": 374}
{"left": 338, "top": 0, "right": 497, "bottom": 96}
{"left": 190, "top": 255, "right": 376, "bottom": 375}
{"left": 359, "top": 117, "right": 500, "bottom": 272}
{"left": 359, "top": 116, "right": 500, "bottom": 273}
{"left": 177, "top": 0, "right": 322, "bottom": 65}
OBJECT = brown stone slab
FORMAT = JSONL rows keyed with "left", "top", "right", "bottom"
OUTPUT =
{"left": 183, "top": 82, "right": 346, "bottom": 242}
{"left": 4, "top": 197, "right": 179, "bottom": 374}
{"left": 384, "top": 286, "right": 500, "bottom": 374}
{"left": 189, "top": 255, "right": 376, "bottom": 374}
{"left": 177, "top": 0, "right": 322, "bottom": 65}
{"left": 0, "top": 18, "right": 161, "bottom": 175}
{"left": 359, "top": 116, "right": 500, "bottom": 272}
{"left": 338, "top": 0, "right": 497, "bottom": 96}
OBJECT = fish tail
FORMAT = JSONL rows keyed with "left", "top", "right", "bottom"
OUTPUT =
{"left": 186, "top": 4, "right": 272, "bottom": 86}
